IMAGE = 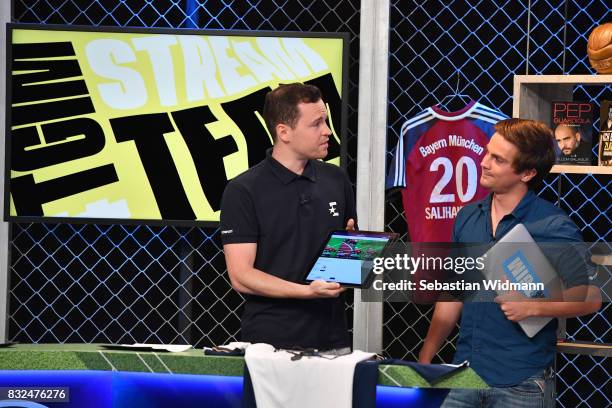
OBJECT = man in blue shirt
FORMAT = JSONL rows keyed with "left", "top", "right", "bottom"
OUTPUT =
{"left": 418, "top": 118, "right": 601, "bottom": 407}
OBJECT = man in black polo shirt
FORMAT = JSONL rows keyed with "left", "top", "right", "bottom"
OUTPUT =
{"left": 220, "top": 83, "right": 355, "bottom": 350}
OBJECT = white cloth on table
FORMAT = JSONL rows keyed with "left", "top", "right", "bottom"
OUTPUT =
{"left": 245, "top": 343, "right": 375, "bottom": 408}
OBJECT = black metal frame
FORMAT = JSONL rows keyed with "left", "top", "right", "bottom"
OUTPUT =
{"left": 4, "top": 22, "right": 351, "bottom": 227}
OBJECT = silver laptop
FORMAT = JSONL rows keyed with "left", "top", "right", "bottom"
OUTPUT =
{"left": 483, "top": 223, "right": 562, "bottom": 337}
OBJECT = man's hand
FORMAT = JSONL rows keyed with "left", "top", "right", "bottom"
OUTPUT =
{"left": 345, "top": 218, "right": 356, "bottom": 231}
{"left": 309, "top": 280, "right": 346, "bottom": 298}
{"left": 495, "top": 292, "right": 536, "bottom": 322}
{"left": 495, "top": 285, "right": 602, "bottom": 321}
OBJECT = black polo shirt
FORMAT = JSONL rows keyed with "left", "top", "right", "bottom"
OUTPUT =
{"left": 220, "top": 151, "right": 356, "bottom": 349}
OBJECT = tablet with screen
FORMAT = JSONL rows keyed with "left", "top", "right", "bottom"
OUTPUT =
{"left": 303, "top": 230, "right": 397, "bottom": 288}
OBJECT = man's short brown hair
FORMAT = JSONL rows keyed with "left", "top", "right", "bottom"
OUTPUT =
{"left": 262, "top": 83, "right": 322, "bottom": 141}
{"left": 494, "top": 118, "right": 556, "bottom": 189}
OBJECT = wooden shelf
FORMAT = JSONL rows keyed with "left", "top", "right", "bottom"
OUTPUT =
{"left": 591, "top": 254, "right": 612, "bottom": 266}
{"left": 557, "top": 341, "right": 612, "bottom": 358}
{"left": 550, "top": 165, "right": 612, "bottom": 174}
{"left": 513, "top": 75, "right": 612, "bottom": 175}
{"left": 514, "top": 74, "right": 612, "bottom": 85}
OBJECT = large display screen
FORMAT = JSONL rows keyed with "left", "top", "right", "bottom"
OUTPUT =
{"left": 5, "top": 24, "right": 348, "bottom": 226}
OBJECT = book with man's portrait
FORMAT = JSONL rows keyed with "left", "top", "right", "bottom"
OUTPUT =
{"left": 551, "top": 101, "right": 593, "bottom": 166}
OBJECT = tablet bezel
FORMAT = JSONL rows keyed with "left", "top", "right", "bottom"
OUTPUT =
{"left": 302, "top": 229, "right": 398, "bottom": 289}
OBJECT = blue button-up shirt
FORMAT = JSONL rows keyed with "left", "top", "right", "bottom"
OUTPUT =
{"left": 452, "top": 190, "right": 589, "bottom": 387}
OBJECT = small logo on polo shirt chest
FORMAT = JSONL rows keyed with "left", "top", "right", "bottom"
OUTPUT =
{"left": 328, "top": 202, "right": 339, "bottom": 216}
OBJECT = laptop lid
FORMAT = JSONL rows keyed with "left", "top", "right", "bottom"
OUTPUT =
{"left": 483, "top": 223, "right": 562, "bottom": 337}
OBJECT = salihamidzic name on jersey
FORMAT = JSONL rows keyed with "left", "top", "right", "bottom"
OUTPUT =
{"left": 425, "top": 205, "right": 464, "bottom": 220}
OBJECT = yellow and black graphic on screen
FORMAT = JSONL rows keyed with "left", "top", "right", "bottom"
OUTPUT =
{"left": 8, "top": 28, "right": 345, "bottom": 223}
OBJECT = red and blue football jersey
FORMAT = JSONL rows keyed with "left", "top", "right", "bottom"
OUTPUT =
{"left": 386, "top": 101, "right": 507, "bottom": 242}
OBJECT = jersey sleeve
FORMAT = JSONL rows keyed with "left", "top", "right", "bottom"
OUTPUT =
{"left": 386, "top": 134, "right": 406, "bottom": 189}
{"left": 386, "top": 110, "right": 434, "bottom": 190}
{"left": 219, "top": 180, "right": 259, "bottom": 245}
